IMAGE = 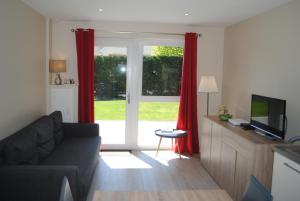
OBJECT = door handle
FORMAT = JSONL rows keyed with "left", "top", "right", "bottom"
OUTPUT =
{"left": 127, "top": 92, "right": 130, "bottom": 104}
{"left": 284, "top": 162, "right": 300, "bottom": 174}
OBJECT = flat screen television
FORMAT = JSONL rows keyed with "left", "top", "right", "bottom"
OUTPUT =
{"left": 250, "top": 94, "right": 286, "bottom": 140}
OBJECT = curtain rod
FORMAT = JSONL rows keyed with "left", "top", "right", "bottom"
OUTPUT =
{"left": 70, "top": 29, "right": 202, "bottom": 37}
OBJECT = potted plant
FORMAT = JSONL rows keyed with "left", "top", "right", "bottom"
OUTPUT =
{"left": 218, "top": 105, "right": 232, "bottom": 121}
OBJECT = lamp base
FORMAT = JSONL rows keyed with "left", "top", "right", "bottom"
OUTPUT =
{"left": 54, "top": 73, "right": 62, "bottom": 85}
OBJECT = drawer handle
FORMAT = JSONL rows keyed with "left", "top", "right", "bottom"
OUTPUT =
{"left": 284, "top": 162, "right": 300, "bottom": 174}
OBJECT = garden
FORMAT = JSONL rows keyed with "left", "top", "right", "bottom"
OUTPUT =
{"left": 94, "top": 46, "right": 183, "bottom": 121}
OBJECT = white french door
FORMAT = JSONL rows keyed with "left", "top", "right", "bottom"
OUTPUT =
{"left": 137, "top": 39, "right": 183, "bottom": 149}
{"left": 94, "top": 38, "right": 138, "bottom": 150}
{"left": 94, "top": 37, "right": 183, "bottom": 150}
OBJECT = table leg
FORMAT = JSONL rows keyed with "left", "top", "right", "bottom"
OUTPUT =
{"left": 177, "top": 138, "right": 181, "bottom": 159}
{"left": 171, "top": 138, "right": 174, "bottom": 149}
{"left": 156, "top": 137, "right": 162, "bottom": 156}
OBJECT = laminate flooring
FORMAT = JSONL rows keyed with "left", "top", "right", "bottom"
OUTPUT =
{"left": 92, "top": 190, "right": 232, "bottom": 201}
{"left": 87, "top": 151, "right": 222, "bottom": 201}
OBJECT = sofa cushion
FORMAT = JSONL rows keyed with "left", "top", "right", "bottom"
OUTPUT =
{"left": 4, "top": 127, "right": 38, "bottom": 165}
{"left": 31, "top": 116, "right": 55, "bottom": 159}
{"left": 41, "top": 136, "right": 100, "bottom": 196}
{"left": 49, "top": 111, "right": 64, "bottom": 145}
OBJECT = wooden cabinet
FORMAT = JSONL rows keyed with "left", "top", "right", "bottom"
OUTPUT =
{"left": 200, "top": 116, "right": 282, "bottom": 201}
{"left": 200, "top": 117, "right": 212, "bottom": 170}
{"left": 210, "top": 123, "right": 222, "bottom": 182}
{"left": 219, "top": 142, "right": 236, "bottom": 197}
{"left": 234, "top": 152, "right": 253, "bottom": 201}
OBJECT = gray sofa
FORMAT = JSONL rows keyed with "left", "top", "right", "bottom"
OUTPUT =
{"left": 0, "top": 111, "right": 101, "bottom": 201}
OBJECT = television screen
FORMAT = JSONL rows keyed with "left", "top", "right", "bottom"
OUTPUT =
{"left": 250, "top": 94, "right": 286, "bottom": 139}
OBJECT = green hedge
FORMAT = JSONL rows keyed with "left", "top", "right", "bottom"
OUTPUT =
{"left": 94, "top": 56, "right": 182, "bottom": 100}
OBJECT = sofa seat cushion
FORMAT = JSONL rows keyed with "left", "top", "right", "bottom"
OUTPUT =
{"left": 4, "top": 127, "right": 38, "bottom": 165}
{"left": 31, "top": 116, "right": 55, "bottom": 159}
{"left": 41, "top": 136, "right": 100, "bottom": 194}
{"left": 49, "top": 111, "right": 64, "bottom": 145}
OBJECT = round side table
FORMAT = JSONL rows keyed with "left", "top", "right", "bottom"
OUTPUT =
{"left": 155, "top": 129, "right": 187, "bottom": 158}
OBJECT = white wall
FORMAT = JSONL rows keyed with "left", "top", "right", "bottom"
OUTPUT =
{"left": 0, "top": 0, "right": 46, "bottom": 140}
{"left": 223, "top": 0, "right": 300, "bottom": 139}
{"left": 50, "top": 20, "right": 224, "bottom": 145}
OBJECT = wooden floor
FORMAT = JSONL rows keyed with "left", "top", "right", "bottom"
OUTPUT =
{"left": 87, "top": 151, "right": 221, "bottom": 201}
{"left": 92, "top": 190, "right": 232, "bottom": 201}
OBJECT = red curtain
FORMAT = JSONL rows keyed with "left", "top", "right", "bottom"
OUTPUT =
{"left": 75, "top": 28, "right": 95, "bottom": 123}
{"left": 175, "top": 33, "right": 199, "bottom": 155}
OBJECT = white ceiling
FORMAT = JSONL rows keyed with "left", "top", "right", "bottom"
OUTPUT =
{"left": 22, "top": 0, "right": 292, "bottom": 26}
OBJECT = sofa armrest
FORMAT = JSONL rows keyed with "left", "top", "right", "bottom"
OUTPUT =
{"left": 63, "top": 123, "right": 99, "bottom": 137}
{"left": 0, "top": 165, "right": 81, "bottom": 201}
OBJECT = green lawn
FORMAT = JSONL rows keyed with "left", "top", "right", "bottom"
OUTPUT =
{"left": 94, "top": 100, "right": 179, "bottom": 121}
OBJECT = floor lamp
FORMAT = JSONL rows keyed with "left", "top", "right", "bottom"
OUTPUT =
{"left": 198, "top": 76, "right": 218, "bottom": 115}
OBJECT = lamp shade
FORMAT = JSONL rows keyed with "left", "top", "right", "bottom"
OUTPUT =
{"left": 49, "top": 60, "right": 66, "bottom": 73}
{"left": 198, "top": 76, "right": 218, "bottom": 93}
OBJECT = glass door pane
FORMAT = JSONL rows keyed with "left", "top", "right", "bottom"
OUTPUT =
{"left": 138, "top": 101, "right": 179, "bottom": 147}
{"left": 94, "top": 45, "right": 127, "bottom": 146}
{"left": 138, "top": 45, "right": 183, "bottom": 148}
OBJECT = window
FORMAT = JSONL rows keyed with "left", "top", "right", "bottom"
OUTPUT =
{"left": 142, "top": 46, "right": 183, "bottom": 96}
{"left": 94, "top": 46, "right": 127, "bottom": 101}
{"left": 94, "top": 45, "right": 128, "bottom": 145}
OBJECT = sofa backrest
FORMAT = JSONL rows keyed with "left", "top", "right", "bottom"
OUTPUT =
{"left": 30, "top": 116, "right": 55, "bottom": 160}
{"left": 49, "top": 111, "right": 64, "bottom": 145}
{"left": 4, "top": 126, "right": 39, "bottom": 165}
{"left": 0, "top": 124, "right": 39, "bottom": 165}
{"left": 0, "top": 111, "right": 64, "bottom": 165}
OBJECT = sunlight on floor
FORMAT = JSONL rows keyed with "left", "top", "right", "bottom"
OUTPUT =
{"left": 101, "top": 152, "right": 152, "bottom": 169}
{"left": 142, "top": 150, "right": 190, "bottom": 166}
